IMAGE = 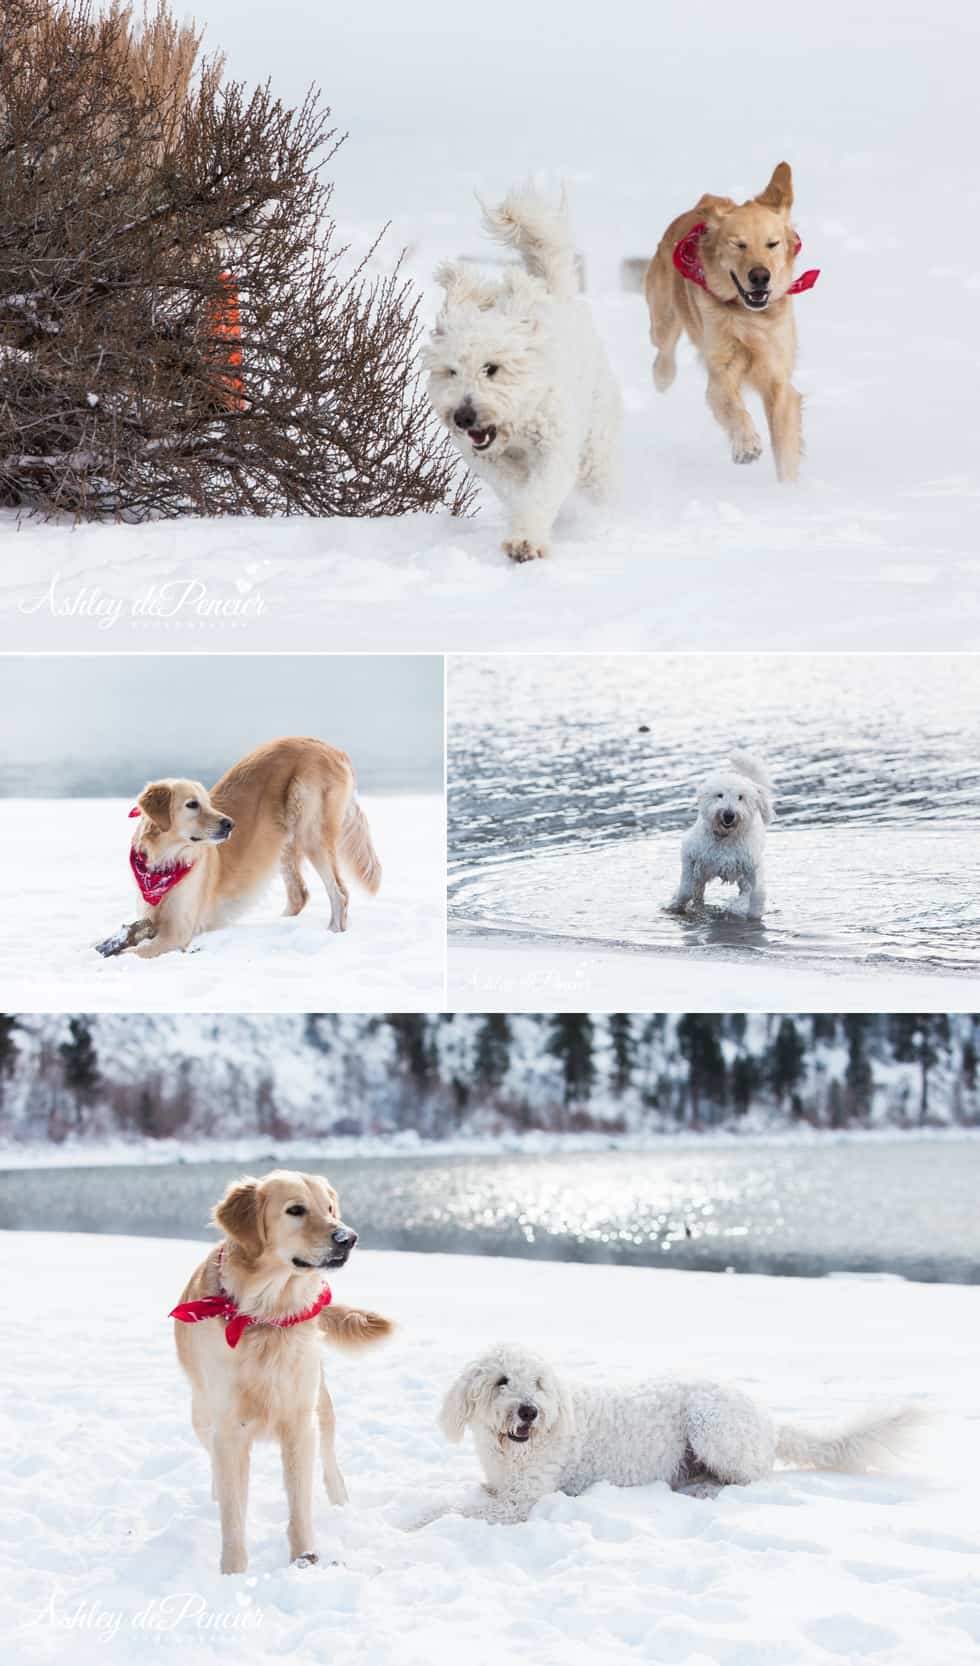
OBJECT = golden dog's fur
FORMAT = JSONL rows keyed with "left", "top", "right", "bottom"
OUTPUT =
{"left": 174, "top": 1170, "right": 393, "bottom": 1574}
{"left": 113, "top": 735, "right": 381, "bottom": 958}
{"left": 646, "top": 162, "right": 806, "bottom": 480}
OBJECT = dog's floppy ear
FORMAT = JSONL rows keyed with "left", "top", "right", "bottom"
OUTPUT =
{"left": 212, "top": 1176, "right": 263, "bottom": 1257}
{"left": 433, "top": 261, "right": 497, "bottom": 312}
{"left": 755, "top": 162, "right": 793, "bottom": 214}
{"left": 138, "top": 782, "right": 172, "bottom": 831}
{"left": 551, "top": 1373, "right": 576, "bottom": 1439}
{"left": 694, "top": 192, "right": 737, "bottom": 224}
{"left": 439, "top": 1362, "right": 484, "bottom": 1443}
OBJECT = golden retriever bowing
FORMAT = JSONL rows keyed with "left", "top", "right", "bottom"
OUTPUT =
{"left": 172, "top": 1170, "right": 393, "bottom": 1574}
{"left": 98, "top": 735, "right": 381, "bottom": 959}
{"left": 646, "top": 162, "right": 816, "bottom": 481}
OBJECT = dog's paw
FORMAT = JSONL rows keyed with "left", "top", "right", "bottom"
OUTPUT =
{"left": 292, "top": 1552, "right": 320, "bottom": 1569}
{"left": 653, "top": 354, "right": 675, "bottom": 392}
{"left": 732, "top": 436, "right": 763, "bottom": 465}
{"left": 503, "top": 538, "right": 548, "bottom": 564}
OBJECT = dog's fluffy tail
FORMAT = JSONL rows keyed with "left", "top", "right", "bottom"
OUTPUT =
{"left": 319, "top": 1303, "right": 394, "bottom": 1350}
{"left": 481, "top": 184, "right": 579, "bottom": 301}
{"left": 729, "top": 751, "right": 772, "bottom": 789}
{"left": 339, "top": 798, "right": 382, "bottom": 895}
{"left": 776, "top": 1405, "right": 930, "bottom": 1473}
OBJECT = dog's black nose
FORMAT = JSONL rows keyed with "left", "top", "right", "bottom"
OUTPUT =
{"left": 748, "top": 266, "right": 770, "bottom": 289}
{"left": 219, "top": 816, "right": 234, "bottom": 834}
{"left": 332, "top": 1227, "right": 357, "bottom": 1247}
{"left": 721, "top": 809, "right": 736, "bottom": 826}
{"left": 517, "top": 1404, "right": 538, "bottom": 1423}
{"left": 453, "top": 400, "right": 477, "bottom": 430}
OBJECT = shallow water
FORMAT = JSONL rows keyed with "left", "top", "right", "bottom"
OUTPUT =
{"left": 1, "top": 1144, "right": 977, "bottom": 1283}
{"left": 448, "top": 655, "right": 980, "bottom": 974}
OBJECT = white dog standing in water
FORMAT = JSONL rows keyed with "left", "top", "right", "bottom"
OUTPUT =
{"left": 425, "top": 185, "right": 622, "bottom": 563}
{"left": 431, "top": 1345, "right": 924, "bottom": 1525}
{"left": 667, "top": 752, "right": 774, "bottom": 919}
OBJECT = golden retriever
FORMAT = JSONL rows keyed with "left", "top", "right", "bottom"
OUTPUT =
{"left": 172, "top": 1169, "right": 393, "bottom": 1574}
{"left": 646, "top": 162, "right": 817, "bottom": 481}
{"left": 96, "top": 735, "right": 381, "bottom": 959}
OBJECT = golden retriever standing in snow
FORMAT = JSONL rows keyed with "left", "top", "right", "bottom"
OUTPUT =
{"left": 96, "top": 735, "right": 381, "bottom": 958}
{"left": 645, "top": 162, "right": 819, "bottom": 480}
{"left": 172, "top": 1170, "right": 393, "bottom": 1574}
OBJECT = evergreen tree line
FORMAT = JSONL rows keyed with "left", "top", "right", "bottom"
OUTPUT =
{"left": 1, "top": 1012, "right": 976, "bottom": 1145}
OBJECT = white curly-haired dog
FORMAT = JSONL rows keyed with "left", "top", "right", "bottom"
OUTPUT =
{"left": 667, "top": 751, "right": 774, "bottom": 919}
{"left": 437, "top": 1344, "right": 925, "bottom": 1525}
{"left": 424, "top": 185, "right": 622, "bottom": 564}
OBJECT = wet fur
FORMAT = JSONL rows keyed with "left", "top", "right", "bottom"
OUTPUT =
{"left": 110, "top": 735, "right": 381, "bottom": 958}
{"left": 173, "top": 1169, "right": 393, "bottom": 1574}
{"left": 646, "top": 163, "right": 806, "bottom": 480}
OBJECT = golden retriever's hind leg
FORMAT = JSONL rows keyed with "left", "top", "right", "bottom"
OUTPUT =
{"left": 280, "top": 843, "right": 310, "bottom": 917}
{"left": 318, "top": 1379, "right": 349, "bottom": 1505}
{"left": 762, "top": 380, "right": 802, "bottom": 482}
{"left": 212, "top": 1425, "right": 252, "bottom": 1574}
{"left": 280, "top": 1415, "right": 319, "bottom": 1563}
{"left": 646, "top": 261, "right": 682, "bottom": 392}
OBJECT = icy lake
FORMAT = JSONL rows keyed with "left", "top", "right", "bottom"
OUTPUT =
{"left": 2, "top": 1140, "right": 977, "bottom": 1283}
{"left": 448, "top": 655, "right": 980, "bottom": 986}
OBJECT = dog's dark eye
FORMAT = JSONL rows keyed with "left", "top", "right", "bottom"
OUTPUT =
{"left": 716, "top": 792, "right": 724, "bottom": 799}
{"left": 765, "top": 240, "right": 780, "bottom": 249}
{"left": 285, "top": 1204, "right": 307, "bottom": 1216}
{"left": 484, "top": 363, "right": 499, "bottom": 378}
{"left": 185, "top": 800, "right": 199, "bottom": 810}
{"left": 735, "top": 241, "right": 747, "bottom": 250}
{"left": 495, "top": 1376, "right": 509, "bottom": 1388}
{"left": 445, "top": 368, "right": 457, "bottom": 377}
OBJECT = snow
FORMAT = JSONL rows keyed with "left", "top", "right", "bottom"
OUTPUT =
{"left": 449, "top": 932, "right": 978, "bottom": 1012}
{"left": 0, "top": 796, "right": 445, "bottom": 1012}
{"left": 3, "top": 1230, "right": 977, "bottom": 1666}
{"left": 2, "top": 3, "right": 979, "bottom": 651}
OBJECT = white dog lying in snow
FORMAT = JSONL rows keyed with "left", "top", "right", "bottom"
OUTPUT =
{"left": 667, "top": 752, "right": 774, "bottom": 919}
{"left": 435, "top": 1344, "right": 924, "bottom": 1525}
{"left": 425, "top": 185, "right": 622, "bottom": 563}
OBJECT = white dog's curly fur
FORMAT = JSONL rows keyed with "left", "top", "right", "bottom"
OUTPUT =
{"left": 424, "top": 185, "right": 622, "bottom": 563}
{"left": 437, "top": 1344, "right": 925, "bottom": 1525}
{"left": 667, "top": 751, "right": 775, "bottom": 919}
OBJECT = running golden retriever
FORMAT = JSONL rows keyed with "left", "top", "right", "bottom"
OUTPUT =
{"left": 96, "top": 735, "right": 381, "bottom": 958}
{"left": 645, "top": 162, "right": 818, "bottom": 481}
{"left": 172, "top": 1170, "right": 393, "bottom": 1574}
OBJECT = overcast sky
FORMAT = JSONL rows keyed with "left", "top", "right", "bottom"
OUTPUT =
{"left": 0, "top": 656, "right": 443, "bottom": 795}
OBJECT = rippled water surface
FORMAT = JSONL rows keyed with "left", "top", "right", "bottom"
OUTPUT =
{"left": 2, "top": 1144, "right": 977, "bottom": 1283}
{"left": 448, "top": 655, "right": 980, "bottom": 973}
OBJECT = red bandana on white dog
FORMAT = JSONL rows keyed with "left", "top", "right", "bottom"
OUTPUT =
{"left": 170, "top": 1245, "right": 333, "bottom": 1349}
{"left": 673, "top": 223, "right": 820, "bottom": 302}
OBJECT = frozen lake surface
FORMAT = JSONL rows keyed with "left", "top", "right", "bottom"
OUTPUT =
{"left": 2, "top": 1141, "right": 978, "bottom": 1282}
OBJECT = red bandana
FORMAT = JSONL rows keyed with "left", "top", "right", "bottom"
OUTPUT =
{"left": 170, "top": 1246, "right": 333, "bottom": 1349}
{"left": 673, "top": 223, "right": 820, "bottom": 302}
{"left": 129, "top": 842, "right": 192, "bottom": 907}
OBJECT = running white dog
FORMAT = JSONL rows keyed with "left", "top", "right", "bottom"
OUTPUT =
{"left": 667, "top": 752, "right": 774, "bottom": 919}
{"left": 425, "top": 186, "right": 622, "bottom": 563}
{"left": 437, "top": 1344, "right": 925, "bottom": 1524}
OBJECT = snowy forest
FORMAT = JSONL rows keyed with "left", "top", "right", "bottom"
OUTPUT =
{"left": 0, "top": 1013, "right": 977, "bottom": 1150}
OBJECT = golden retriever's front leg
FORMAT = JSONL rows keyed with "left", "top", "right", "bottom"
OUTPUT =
{"left": 706, "top": 353, "right": 761, "bottom": 465}
{"left": 212, "top": 1425, "right": 252, "bottom": 1574}
{"left": 762, "top": 378, "right": 802, "bottom": 482}
{"left": 281, "top": 1415, "right": 319, "bottom": 1564}
{"left": 133, "top": 923, "right": 195, "bottom": 958}
{"left": 317, "top": 1379, "right": 349, "bottom": 1506}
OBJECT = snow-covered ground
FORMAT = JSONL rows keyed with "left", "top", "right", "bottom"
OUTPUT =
{"left": 0, "top": 796, "right": 445, "bottom": 1012}
{"left": 1, "top": 4, "right": 978, "bottom": 652}
{"left": 3, "top": 1231, "right": 977, "bottom": 1666}
{"left": 449, "top": 930, "right": 979, "bottom": 1013}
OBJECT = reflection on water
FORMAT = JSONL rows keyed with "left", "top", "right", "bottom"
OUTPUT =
{"left": 450, "top": 825, "right": 980, "bottom": 974}
{"left": 2, "top": 1143, "right": 977, "bottom": 1283}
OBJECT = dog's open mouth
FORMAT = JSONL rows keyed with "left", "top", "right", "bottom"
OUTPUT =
{"left": 506, "top": 1424, "right": 533, "bottom": 1443}
{"left": 292, "top": 1252, "right": 351, "bottom": 1270}
{"left": 468, "top": 425, "right": 497, "bottom": 452}
{"left": 730, "top": 271, "right": 770, "bottom": 311}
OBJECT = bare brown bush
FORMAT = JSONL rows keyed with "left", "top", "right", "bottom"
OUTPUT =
{"left": 0, "top": 0, "right": 472, "bottom": 518}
